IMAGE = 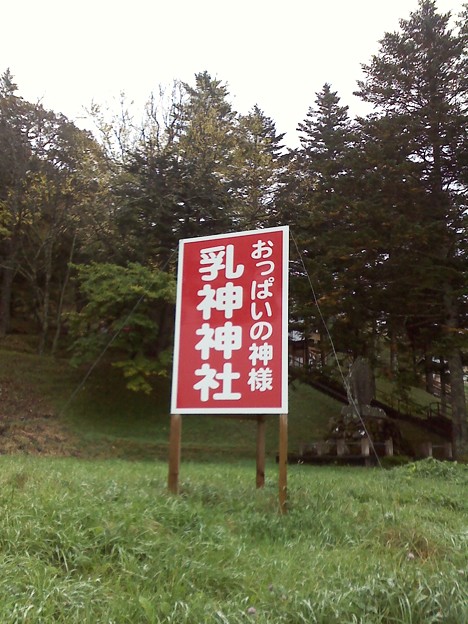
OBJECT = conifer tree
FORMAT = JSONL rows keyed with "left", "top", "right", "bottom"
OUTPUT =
{"left": 233, "top": 105, "right": 285, "bottom": 229}
{"left": 291, "top": 84, "right": 374, "bottom": 360}
{"left": 355, "top": 0, "right": 468, "bottom": 456}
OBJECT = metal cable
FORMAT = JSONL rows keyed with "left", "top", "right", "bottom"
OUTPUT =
{"left": 58, "top": 248, "right": 177, "bottom": 418}
{"left": 290, "top": 230, "right": 383, "bottom": 468}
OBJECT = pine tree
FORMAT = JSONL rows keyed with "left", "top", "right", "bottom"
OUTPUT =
{"left": 233, "top": 105, "right": 285, "bottom": 229}
{"left": 291, "top": 85, "right": 375, "bottom": 359}
{"left": 175, "top": 71, "right": 238, "bottom": 237}
{"left": 355, "top": 0, "right": 468, "bottom": 457}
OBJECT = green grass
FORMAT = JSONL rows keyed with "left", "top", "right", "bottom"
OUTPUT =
{"left": 65, "top": 374, "right": 344, "bottom": 461}
{"left": 1, "top": 340, "right": 466, "bottom": 621}
{"left": 0, "top": 456, "right": 466, "bottom": 623}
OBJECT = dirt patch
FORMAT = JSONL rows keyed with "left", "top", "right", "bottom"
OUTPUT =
{"left": 0, "top": 378, "right": 81, "bottom": 456}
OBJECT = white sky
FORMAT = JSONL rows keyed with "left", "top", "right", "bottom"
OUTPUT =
{"left": 1, "top": 0, "right": 464, "bottom": 146}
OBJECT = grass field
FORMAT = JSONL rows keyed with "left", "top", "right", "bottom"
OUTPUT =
{"left": 0, "top": 456, "right": 467, "bottom": 623}
{"left": 1, "top": 342, "right": 467, "bottom": 622}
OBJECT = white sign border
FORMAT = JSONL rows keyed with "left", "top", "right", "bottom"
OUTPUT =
{"left": 171, "top": 226, "right": 289, "bottom": 415}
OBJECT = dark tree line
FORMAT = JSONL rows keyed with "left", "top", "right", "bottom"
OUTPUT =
{"left": 1, "top": 2, "right": 467, "bottom": 453}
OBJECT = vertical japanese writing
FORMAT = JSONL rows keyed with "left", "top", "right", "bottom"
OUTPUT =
{"left": 248, "top": 239, "right": 275, "bottom": 393}
{"left": 193, "top": 244, "right": 244, "bottom": 402}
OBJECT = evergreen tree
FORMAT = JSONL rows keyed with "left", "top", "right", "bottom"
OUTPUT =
{"left": 174, "top": 71, "right": 238, "bottom": 237}
{"left": 290, "top": 85, "right": 374, "bottom": 361}
{"left": 355, "top": 0, "right": 468, "bottom": 456}
{"left": 233, "top": 105, "right": 285, "bottom": 229}
{"left": 108, "top": 73, "right": 240, "bottom": 269}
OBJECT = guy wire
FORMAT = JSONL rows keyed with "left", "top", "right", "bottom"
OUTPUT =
{"left": 290, "top": 231, "right": 383, "bottom": 469}
{"left": 58, "top": 248, "right": 177, "bottom": 419}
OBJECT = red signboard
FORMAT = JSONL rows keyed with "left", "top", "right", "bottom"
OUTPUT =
{"left": 171, "top": 226, "right": 289, "bottom": 414}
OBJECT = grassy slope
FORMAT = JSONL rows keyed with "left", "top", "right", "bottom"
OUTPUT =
{"left": 0, "top": 337, "right": 453, "bottom": 460}
{"left": 0, "top": 456, "right": 466, "bottom": 623}
{"left": 0, "top": 342, "right": 341, "bottom": 460}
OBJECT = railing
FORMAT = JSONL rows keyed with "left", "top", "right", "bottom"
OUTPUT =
{"left": 289, "top": 357, "right": 454, "bottom": 428}
{"left": 375, "top": 389, "right": 452, "bottom": 421}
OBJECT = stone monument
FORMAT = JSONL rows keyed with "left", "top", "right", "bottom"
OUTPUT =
{"left": 328, "top": 356, "right": 402, "bottom": 450}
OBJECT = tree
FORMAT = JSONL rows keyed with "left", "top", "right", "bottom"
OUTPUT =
{"left": 100, "top": 73, "right": 241, "bottom": 269}
{"left": 233, "top": 105, "right": 285, "bottom": 229}
{"left": 0, "top": 70, "right": 110, "bottom": 347}
{"left": 355, "top": 0, "right": 468, "bottom": 456}
{"left": 68, "top": 263, "right": 175, "bottom": 393}
{"left": 288, "top": 84, "right": 377, "bottom": 363}
{"left": 173, "top": 71, "right": 239, "bottom": 237}
{"left": 0, "top": 71, "right": 32, "bottom": 335}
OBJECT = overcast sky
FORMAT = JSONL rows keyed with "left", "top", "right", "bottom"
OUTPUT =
{"left": 1, "top": 0, "right": 464, "bottom": 146}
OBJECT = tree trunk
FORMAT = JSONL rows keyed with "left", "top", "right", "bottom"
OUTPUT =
{"left": 38, "top": 238, "right": 53, "bottom": 355}
{"left": 0, "top": 236, "right": 19, "bottom": 336}
{"left": 389, "top": 331, "right": 398, "bottom": 379}
{"left": 440, "top": 362, "right": 448, "bottom": 418}
{"left": 51, "top": 232, "right": 76, "bottom": 355}
{"left": 448, "top": 350, "right": 468, "bottom": 459}
{"left": 444, "top": 288, "right": 468, "bottom": 459}
{"left": 0, "top": 263, "right": 15, "bottom": 336}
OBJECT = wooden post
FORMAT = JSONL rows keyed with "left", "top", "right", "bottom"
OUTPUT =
{"left": 278, "top": 414, "right": 288, "bottom": 514}
{"left": 337, "top": 438, "right": 346, "bottom": 456}
{"left": 385, "top": 438, "right": 394, "bottom": 457}
{"left": 361, "top": 437, "right": 370, "bottom": 457}
{"left": 168, "top": 414, "right": 182, "bottom": 494}
{"left": 256, "top": 416, "right": 266, "bottom": 489}
{"left": 443, "top": 442, "right": 453, "bottom": 459}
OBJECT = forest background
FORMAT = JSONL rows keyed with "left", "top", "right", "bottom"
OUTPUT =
{"left": 1, "top": 0, "right": 467, "bottom": 456}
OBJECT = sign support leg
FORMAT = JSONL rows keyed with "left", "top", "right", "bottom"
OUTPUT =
{"left": 256, "top": 415, "right": 266, "bottom": 488}
{"left": 168, "top": 414, "right": 182, "bottom": 494}
{"left": 278, "top": 413, "right": 288, "bottom": 514}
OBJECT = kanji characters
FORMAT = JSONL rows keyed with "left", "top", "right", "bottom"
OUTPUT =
{"left": 199, "top": 244, "right": 245, "bottom": 281}
{"left": 195, "top": 322, "right": 242, "bottom": 360}
{"left": 249, "top": 342, "right": 273, "bottom": 366}
{"left": 177, "top": 230, "right": 285, "bottom": 409}
{"left": 194, "top": 363, "right": 241, "bottom": 402}
{"left": 197, "top": 282, "right": 243, "bottom": 320}
{"left": 248, "top": 367, "right": 273, "bottom": 392}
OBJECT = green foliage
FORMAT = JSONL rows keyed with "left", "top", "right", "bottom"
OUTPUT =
{"left": 0, "top": 78, "right": 109, "bottom": 343}
{"left": 68, "top": 262, "right": 175, "bottom": 393}
{"left": 2, "top": 4, "right": 468, "bottom": 447}
{"left": 234, "top": 105, "right": 285, "bottom": 229}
